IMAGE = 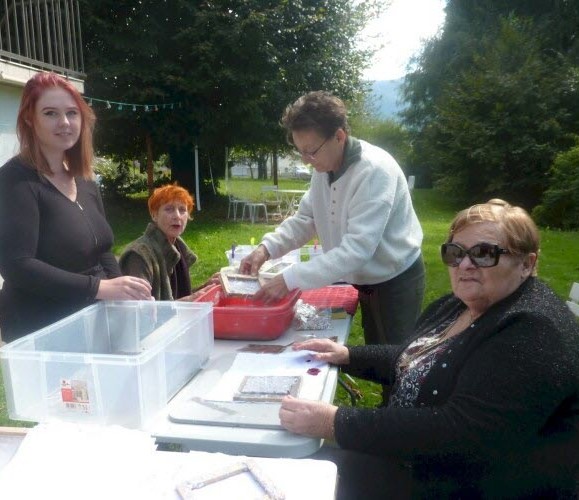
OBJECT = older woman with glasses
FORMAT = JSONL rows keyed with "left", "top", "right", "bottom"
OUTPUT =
{"left": 280, "top": 199, "right": 579, "bottom": 498}
{"left": 241, "top": 92, "right": 425, "bottom": 404}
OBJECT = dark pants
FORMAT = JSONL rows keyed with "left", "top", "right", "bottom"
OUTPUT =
{"left": 309, "top": 444, "right": 416, "bottom": 500}
{"left": 355, "top": 255, "right": 425, "bottom": 403}
{"left": 357, "top": 254, "right": 425, "bottom": 346}
{"left": 309, "top": 444, "right": 579, "bottom": 500}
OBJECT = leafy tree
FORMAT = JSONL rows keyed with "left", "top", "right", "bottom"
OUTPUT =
{"left": 351, "top": 116, "right": 412, "bottom": 174}
{"left": 79, "top": 0, "right": 378, "bottom": 195}
{"left": 429, "top": 17, "right": 572, "bottom": 206}
{"left": 533, "top": 140, "right": 579, "bottom": 230}
{"left": 402, "top": 0, "right": 579, "bottom": 209}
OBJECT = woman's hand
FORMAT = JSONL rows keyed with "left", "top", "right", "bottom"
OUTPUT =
{"left": 202, "top": 272, "right": 221, "bottom": 288}
{"left": 178, "top": 282, "right": 218, "bottom": 302}
{"left": 292, "top": 338, "right": 350, "bottom": 365}
{"left": 279, "top": 396, "right": 337, "bottom": 439}
{"left": 253, "top": 274, "right": 289, "bottom": 304}
{"left": 239, "top": 244, "right": 269, "bottom": 275}
{"left": 96, "top": 276, "right": 152, "bottom": 301}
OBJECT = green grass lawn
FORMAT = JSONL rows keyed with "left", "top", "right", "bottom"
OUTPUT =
{"left": 1, "top": 183, "right": 578, "bottom": 424}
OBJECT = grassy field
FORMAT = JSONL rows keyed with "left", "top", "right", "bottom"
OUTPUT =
{"left": 1, "top": 182, "right": 578, "bottom": 425}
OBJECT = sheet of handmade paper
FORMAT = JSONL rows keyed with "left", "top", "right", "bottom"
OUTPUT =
{"left": 204, "top": 350, "right": 328, "bottom": 401}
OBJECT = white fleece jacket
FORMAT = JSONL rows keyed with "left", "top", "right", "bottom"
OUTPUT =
{"left": 261, "top": 139, "right": 423, "bottom": 291}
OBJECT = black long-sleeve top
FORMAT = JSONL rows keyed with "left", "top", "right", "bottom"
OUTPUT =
{"left": 335, "top": 278, "right": 579, "bottom": 497}
{"left": 0, "top": 157, "right": 121, "bottom": 341}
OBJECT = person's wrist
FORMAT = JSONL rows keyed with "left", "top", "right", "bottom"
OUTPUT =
{"left": 323, "top": 406, "right": 337, "bottom": 440}
{"left": 259, "top": 243, "right": 270, "bottom": 260}
{"left": 342, "top": 347, "right": 351, "bottom": 365}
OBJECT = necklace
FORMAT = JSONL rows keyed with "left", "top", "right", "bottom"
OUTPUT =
{"left": 398, "top": 310, "right": 473, "bottom": 370}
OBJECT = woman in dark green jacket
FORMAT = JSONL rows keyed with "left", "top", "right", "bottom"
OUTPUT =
{"left": 120, "top": 184, "right": 216, "bottom": 301}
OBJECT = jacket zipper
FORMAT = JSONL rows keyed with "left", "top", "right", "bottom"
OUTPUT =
{"left": 76, "top": 201, "right": 98, "bottom": 246}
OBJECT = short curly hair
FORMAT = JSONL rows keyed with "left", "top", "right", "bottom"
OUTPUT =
{"left": 148, "top": 184, "right": 195, "bottom": 218}
{"left": 280, "top": 90, "right": 349, "bottom": 144}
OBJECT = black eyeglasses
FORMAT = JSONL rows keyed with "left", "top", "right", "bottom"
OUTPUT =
{"left": 295, "top": 136, "right": 331, "bottom": 160}
{"left": 440, "top": 242, "right": 510, "bottom": 268}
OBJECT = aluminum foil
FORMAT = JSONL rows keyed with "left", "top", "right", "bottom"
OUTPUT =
{"left": 293, "top": 300, "right": 332, "bottom": 330}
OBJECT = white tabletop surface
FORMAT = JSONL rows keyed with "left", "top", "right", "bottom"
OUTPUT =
{"left": 0, "top": 423, "right": 337, "bottom": 499}
{"left": 144, "top": 316, "right": 351, "bottom": 458}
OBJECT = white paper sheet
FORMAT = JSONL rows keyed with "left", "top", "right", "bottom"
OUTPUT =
{"left": 205, "top": 351, "right": 329, "bottom": 401}
{"left": 0, "top": 422, "right": 158, "bottom": 499}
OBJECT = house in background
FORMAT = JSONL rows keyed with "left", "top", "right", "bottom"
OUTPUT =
{"left": 230, "top": 154, "right": 311, "bottom": 179}
{"left": 0, "top": 0, "right": 85, "bottom": 166}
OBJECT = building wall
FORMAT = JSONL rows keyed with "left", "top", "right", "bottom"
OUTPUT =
{"left": 0, "top": 61, "right": 85, "bottom": 167}
{"left": 0, "top": 83, "right": 22, "bottom": 166}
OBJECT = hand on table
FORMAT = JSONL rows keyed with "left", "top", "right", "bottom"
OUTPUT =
{"left": 96, "top": 276, "right": 153, "bottom": 301}
{"left": 292, "top": 338, "right": 350, "bottom": 366}
{"left": 279, "top": 396, "right": 337, "bottom": 439}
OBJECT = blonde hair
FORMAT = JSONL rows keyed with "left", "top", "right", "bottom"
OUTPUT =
{"left": 448, "top": 199, "right": 540, "bottom": 275}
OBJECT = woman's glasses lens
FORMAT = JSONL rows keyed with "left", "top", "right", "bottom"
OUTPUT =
{"left": 441, "top": 243, "right": 506, "bottom": 268}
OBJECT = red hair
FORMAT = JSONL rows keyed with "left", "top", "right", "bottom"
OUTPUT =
{"left": 148, "top": 184, "right": 195, "bottom": 218}
{"left": 16, "top": 72, "right": 95, "bottom": 178}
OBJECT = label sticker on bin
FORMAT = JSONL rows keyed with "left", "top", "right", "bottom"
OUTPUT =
{"left": 60, "top": 379, "right": 90, "bottom": 413}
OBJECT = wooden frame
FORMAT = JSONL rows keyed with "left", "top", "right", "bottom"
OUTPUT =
{"left": 176, "top": 459, "right": 285, "bottom": 499}
{"left": 219, "top": 267, "right": 264, "bottom": 296}
{"left": 258, "top": 260, "right": 294, "bottom": 280}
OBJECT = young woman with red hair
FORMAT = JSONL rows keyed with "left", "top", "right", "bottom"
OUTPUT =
{"left": 120, "top": 184, "right": 217, "bottom": 301}
{"left": 0, "top": 72, "right": 151, "bottom": 342}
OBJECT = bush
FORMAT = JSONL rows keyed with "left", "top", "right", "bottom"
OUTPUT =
{"left": 94, "top": 156, "right": 172, "bottom": 199}
{"left": 532, "top": 144, "right": 579, "bottom": 229}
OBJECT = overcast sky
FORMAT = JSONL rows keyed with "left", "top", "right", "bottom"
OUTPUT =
{"left": 360, "top": 0, "right": 446, "bottom": 81}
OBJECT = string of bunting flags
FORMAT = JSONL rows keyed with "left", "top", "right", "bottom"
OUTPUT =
{"left": 83, "top": 96, "right": 182, "bottom": 112}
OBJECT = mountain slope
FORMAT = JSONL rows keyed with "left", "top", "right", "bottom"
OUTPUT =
{"left": 367, "top": 78, "right": 406, "bottom": 120}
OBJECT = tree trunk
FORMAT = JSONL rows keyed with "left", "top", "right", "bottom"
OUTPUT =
{"left": 257, "top": 154, "right": 267, "bottom": 180}
{"left": 146, "top": 133, "right": 154, "bottom": 195}
{"left": 272, "top": 150, "right": 278, "bottom": 185}
{"left": 169, "top": 146, "right": 196, "bottom": 192}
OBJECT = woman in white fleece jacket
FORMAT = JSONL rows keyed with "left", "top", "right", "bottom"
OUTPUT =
{"left": 240, "top": 91, "right": 425, "bottom": 360}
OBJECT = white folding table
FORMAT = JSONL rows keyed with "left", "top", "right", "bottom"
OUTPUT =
{"left": 144, "top": 315, "right": 351, "bottom": 458}
{"left": 277, "top": 189, "right": 307, "bottom": 217}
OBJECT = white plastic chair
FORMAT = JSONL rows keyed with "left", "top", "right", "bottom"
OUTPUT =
{"left": 261, "top": 186, "right": 283, "bottom": 220}
{"left": 567, "top": 282, "right": 579, "bottom": 317}
{"left": 227, "top": 194, "right": 247, "bottom": 221}
{"left": 242, "top": 202, "right": 268, "bottom": 224}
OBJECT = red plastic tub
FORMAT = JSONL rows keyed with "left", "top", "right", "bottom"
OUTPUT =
{"left": 194, "top": 285, "right": 302, "bottom": 340}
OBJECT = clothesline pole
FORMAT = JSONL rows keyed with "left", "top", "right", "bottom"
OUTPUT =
{"left": 195, "top": 144, "right": 201, "bottom": 211}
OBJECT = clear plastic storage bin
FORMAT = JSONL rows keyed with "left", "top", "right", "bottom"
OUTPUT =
{"left": 0, "top": 301, "right": 213, "bottom": 429}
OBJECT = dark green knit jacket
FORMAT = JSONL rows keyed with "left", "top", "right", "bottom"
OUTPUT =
{"left": 119, "top": 222, "right": 196, "bottom": 300}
